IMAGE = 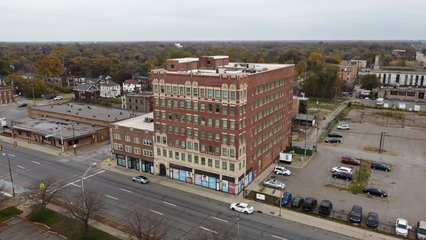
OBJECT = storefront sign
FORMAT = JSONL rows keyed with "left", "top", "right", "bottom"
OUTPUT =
{"left": 256, "top": 193, "right": 266, "bottom": 201}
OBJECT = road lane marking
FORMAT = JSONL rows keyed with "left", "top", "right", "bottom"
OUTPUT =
{"left": 211, "top": 216, "right": 229, "bottom": 223}
{"left": 150, "top": 210, "right": 164, "bottom": 216}
{"left": 200, "top": 226, "right": 217, "bottom": 234}
{"left": 31, "top": 161, "right": 41, "bottom": 165}
{"left": 105, "top": 195, "right": 119, "bottom": 201}
{"left": 16, "top": 165, "right": 25, "bottom": 169}
{"left": 120, "top": 188, "right": 132, "bottom": 193}
{"left": 271, "top": 235, "right": 289, "bottom": 240}
{"left": 82, "top": 170, "right": 105, "bottom": 180}
{"left": 8, "top": 154, "right": 15, "bottom": 157}
{"left": 162, "top": 201, "right": 176, "bottom": 207}
{"left": 70, "top": 183, "right": 81, "bottom": 188}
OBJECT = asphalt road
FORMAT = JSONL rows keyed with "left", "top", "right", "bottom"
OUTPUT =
{"left": 0, "top": 143, "right": 354, "bottom": 240}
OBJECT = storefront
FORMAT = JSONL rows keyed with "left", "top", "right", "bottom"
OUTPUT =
{"left": 169, "top": 164, "right": 193, "bottom": 184}
{"left": 115, "top": 154, "right": 154, "bottom": 174}
{"left": 194, "top": 169, "right": 220, "bottom": 191}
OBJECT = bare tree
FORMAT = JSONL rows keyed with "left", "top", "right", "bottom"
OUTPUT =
{"left": 66, "top": 188, "right": 104, "bottom": 238}
{"left": 26, "top": 178, "right": 61, "bottom": 211}
{"left": 189, "top": 223, "right": 236, "bottom": 240}
{"left": 0, "top": 181, "right": 6, "bottom": 208}
{"left": 128, "top": 210, "right": 168, "bottom": 240}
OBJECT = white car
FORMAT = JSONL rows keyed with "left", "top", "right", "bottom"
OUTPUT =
{"left": 132, "top": 175, "right": 149, "bottom": 184}
{"left": 53, "top": 96, "right": 63, "bottom": 100}
{"left": 264, "top": 179, "right": 285, "bottom": 189}
{"left": 273, "top": 166, "right": 291, "bottom": 176}
{"left": 395, "top": 218, "right": 410, "bottom": 237}
{"left": 337, "top": 124, "right": 350, "bottom": 130}
{"left": 230, "top": 202, "right": 254, "bottom": 214}
{"left": 332, "top": 166, "right": 353, "bottom": 174}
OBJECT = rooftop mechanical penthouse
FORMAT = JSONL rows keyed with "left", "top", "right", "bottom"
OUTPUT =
{"left": 152, "top": 56, "right": 294, "bottom": 194}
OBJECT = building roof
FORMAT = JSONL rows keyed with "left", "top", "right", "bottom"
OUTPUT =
{"left": 123, "top": 79, "right": 140, "bottom": 85}
{"left": 30, "top": 103, "right": 140, "bottom": 122}
{"left": 73, "top": 84, "right": 99, "bottom": 92}
{"left": 113, "top": 112, "right": 154, "bottom": 131}
{"left": 100, "top": 81, "right": 119, "bottom": 87}
{"left": 295, "top": 113, "right": 316, "bottom": 121}
{"left": 11, "top": 117, "right": 105, "bottom": 140}
{"left": 126, "top": 91, "right": 153, "bottom": 97}
{"left": 171, "top": 57, "right": 199, "bottom": 63}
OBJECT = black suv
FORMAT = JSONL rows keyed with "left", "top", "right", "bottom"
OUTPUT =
{"left": 349, "top": 205, "right": 363, "bottom": 224}
{"left": 291, "top": 196, "right": 304, "bottom": 208}
{"left": 332, "top": 171, "right": 353, "bottom": 181}
{"left": 366, "top": 212, "right": 379, "bottom": 228}
{"left": 302, "top": 197, "right": 317, "bottom": 212}
{"left": 319, "top": 200, "right": 333, "bottom": 216}
{"left": 371, "top": 162, "right": 391, "bottom": 172}
{"left": 328, "top": 132, "right": 343, "bottom": 138}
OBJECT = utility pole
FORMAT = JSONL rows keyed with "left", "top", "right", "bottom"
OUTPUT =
{"left": 316, "top": 101, "right": 320, "bottom": 150}
{"left": 59, "top": 124, "right": 64, "bottom": 153}
{"left": 2, "top": 153, "right": 16, "bottom": 197}
{"left": 304, "top": 99, "right": 308, "bottom": 158}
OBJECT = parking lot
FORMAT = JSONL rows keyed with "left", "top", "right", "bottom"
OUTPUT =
{"left": 252, "top": 107, "right": 426, "bottom": 235}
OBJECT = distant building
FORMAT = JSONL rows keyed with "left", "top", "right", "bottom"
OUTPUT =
{"left": 338, "top": 60, "right": 359, "bottom": 85}
{"left": 122, "top": 92, "right": 154, "bottom": 112}
{"left": 100, "top": 81, "right": 121, "bottom": 98}
{"left": 0, "top": 86, "right": 15, "bottom": 105}
{"left": 122, "top": 79, "right": 141, "bottom": 93}
{"left": 73, "top": 84, "right": 100, "bottom": 103}
{"left": 111, "top": 112, "right": 155, "bottom": 174}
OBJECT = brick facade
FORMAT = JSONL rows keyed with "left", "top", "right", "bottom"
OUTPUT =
{"left": 0, "top": 86, "right": 15, "bottom": 105}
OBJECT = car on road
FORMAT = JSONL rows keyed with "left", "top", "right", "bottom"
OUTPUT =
{"left": 328, "top": 132, "right": 343, "bottom": 138}
{"left": 263, "top": 179, "right": 285, "bottom": 189}
{"left": 46, "top": 94, "right": 56, "bottom": 99}
{"left": 273, "top": 166, "right": 291, "bottom": 176}
{"left": 349, "top": 205, "right": 363, "bottom": 224}
{"left": 371, "top": 162, "right": 391, "bottom": 172}
{"left": 395, "top": 218, "right": 410, "bottom": 237}
{"left": 18, "top": 103, "right": 28, "bottom": 108}
{"left": 302, "top": 197, "right": 317, "bottom": 212}
{"left": 230, "top": 202, "right": 254, "bottom": 214}
{"left": 364, "top": 187, "right": 388, "bottom": 197}
{"left": 132, "top": 175, "right": 149, "bottom": 184}
{"left": 417, "top": 220, "right": 426, "bottom": 240}
{"left": 324, "top": 137, "right": 341, "bottom": 143}
{"left": 337, "top": 124, "right": 350, "bottom": 130}
{"left": 291, "top": 196, "right": 304, "bottom": 208}
{"left": 341, "top": 156, "right": 361, "bottom": 166}
{"left": 366, "top": 212, "right": 379, "bottom": 228}
{"left": 332, "top": 166, "right": 353, "bottom": 174}
{"left": 332, "top": 171, "right": 353, "bottom": 181}
{"left": 53, "top": 96, "right": 63, "bottom": 100}
{"left": 281, "top": 192, "right": 292, "bottom": 205}
{"left": 319, "top": 199, "right": 333, "bottom": 216}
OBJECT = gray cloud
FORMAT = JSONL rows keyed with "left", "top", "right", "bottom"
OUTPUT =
{"left": 0, "top": 0, "right": 425, "bottom": 41}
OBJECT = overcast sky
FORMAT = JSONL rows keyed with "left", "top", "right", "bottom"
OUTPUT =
{"left": 1, "top": 0, "right": 425, "bottom": 42}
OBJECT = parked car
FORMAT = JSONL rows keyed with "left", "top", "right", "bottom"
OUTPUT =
{"left": 53, "top": 96, "right": 63, "bottom": 100}
{"left": 348, "top": 205, "right": 362, "bottom": 224}
{"left": 341, "top": 156, "right": 361, "bottom": 166}
{"left": 46, "top": 94, "right": 56, "bottom": 99}
{"left": 371, "top": 162, "right": 391, "bottom": 172}
{"left": 328, "top": 132, "right": 343, "bottom": 138}
{"left": 274, "top": 166, "right": 291, "bottom": 176}
{"left": 337, "top": 124, "right": 350, "bottom": 130}
{"left": 301, "top": 197, "right": 317, "bottom": 212}
{"left": 331, "top": 166, "right": 353, "bottom": 174}
{"left": 132, "top": 175, "right": 149, "bottom": 184}
{"left": 264, "top": 179, "right": 285, "bottom": 189}
{"left": 366, "top": 212, "right": 379, "bottom": 228}
{"left": 291, "top": 196, "right": 304, "bottom": 208}
{"left": 318, "top": 200, "right": 333, "bottom": 216}
{"left": 417, "top": 220, "right": 426, "bottom": 240}
{"left": 332, "top": 171, "right": 353, "bottom": 181}
{"left": 281, "top": 192, "right": 292, "bottom": 205}
{"left": 324, "top": 137, "right": 341, "bottom": 143}
{"left": 230, "top": 202, "right": 254, "bottom": 214}
{"left": 364, "top": 187, "right": 388, "bottom": 197}
{"left": 18, "top": 103, "right": 28, "bottom": 108}
{"left": 395, "top": 218, "right": 410, "bottom": 237}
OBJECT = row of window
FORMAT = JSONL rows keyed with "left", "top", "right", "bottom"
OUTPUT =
{"left": 113, "top": 143, "right": 154, "bottom": 157}
{"left": 154, "top": 99, "right": 247, "bottom": 116}
{"left": 154, "top": 84, "right": 247, "bottom": 102}
{"left": 253, "top": 102, "right": 284, "bottom": 125}
{"left": 155, "top": 112, "right": 246, "bottom": 130}
{"left": 253, "top": 78, "right": 287, "bottom": 96}
{"left": 252, "top": 91, "right": 284, "bottom": 110}
{"left": 156, "top": 147, "right": 247, "bottom": 172}
{"left": 254, "top": 133, "right": 284, "bottom": 159}
{"left": 112, "top": 133, "right": 152, "bottom": 146}
{"left": 379, "top": 73, "right": 425, "bottom": 86}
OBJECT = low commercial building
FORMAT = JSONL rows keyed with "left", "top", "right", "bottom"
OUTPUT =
{"left": 11, "top": 117, "right": 108, "bottom": 152}
{"left": 0, "top": 86, "right": 15, "bottom": 105}
{"left": 121, "top": 92, "right": 154, "bottom": 112}
{"left": 111, "top": 112, "right": 154, "bottom": 174}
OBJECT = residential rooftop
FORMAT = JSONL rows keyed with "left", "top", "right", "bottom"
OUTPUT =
{"left": 30, "top": 103, "right": 139, "bottom": 122}
{"left": 112, "top": 112, "right": 154, "bottom": 131}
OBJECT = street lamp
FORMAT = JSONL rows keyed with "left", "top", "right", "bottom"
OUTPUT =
{"left": 2, "top": 153, "right": 16, "bottom": 197}
{"left": 316, "top": 100, "right": 320, "bottom": 150}
{"left": 81, "top": 162, "right": 97, "bottom": 207}
{"left": 236, "top": 214, "right": 240, "bottom": 240}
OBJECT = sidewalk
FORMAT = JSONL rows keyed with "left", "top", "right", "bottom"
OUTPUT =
{"left": 98, "top": 160, "right": 399, "bottom": 240}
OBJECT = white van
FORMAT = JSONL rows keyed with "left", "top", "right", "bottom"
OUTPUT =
{"left": 414, "top": 105, "right": 420, "bottom": 112}
{"left": 376, "top": 98, "right": 384, "bottom": 105}
{"left": 417, "top": 221, "right": 426, "bottom": 240}
{"left": 399, "top": 103, "right": 406, "bottom": 110}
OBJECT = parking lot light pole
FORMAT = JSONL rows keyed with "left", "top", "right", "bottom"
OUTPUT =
{"left": 2, "top": 153, "right": 16, "bottom": 198}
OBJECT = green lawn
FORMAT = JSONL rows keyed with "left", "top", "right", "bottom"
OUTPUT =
{"left": 349, "top": 160, "right": 372, "bottom": 194}
{"left": 26, "top": 207, "right": 120, "bottom": 240}
{"left": 0, "top": 206, "right": 23, "bottom": 222}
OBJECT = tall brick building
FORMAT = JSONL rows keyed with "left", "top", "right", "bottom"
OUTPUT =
{"left": 152, "top": 56, "right": 293, "bottom": 194}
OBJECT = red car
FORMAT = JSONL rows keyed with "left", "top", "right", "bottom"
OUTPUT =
{"left": 341, "top": 156, "right": 361, "bottom": 166}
